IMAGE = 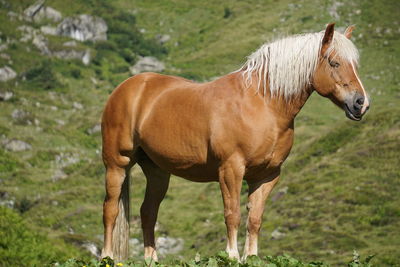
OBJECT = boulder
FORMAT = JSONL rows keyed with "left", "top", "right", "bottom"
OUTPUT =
{"left": 0, "top": 66, "right": 17, "bottom": 81}
{"left": 24, "top": 0, "right": 62, "bottom": 22}
{"left": 129, "top": 56, "right": 165, "bottom": 75}
{"left": 3, "top": 139, "right": 32, "bottom": 152}
{"left": 33, "top": 6, "right": 62, "bottom": 22}
{"left": 0, "top": 91, "right": 13, "bottom": 101}
{"left": 23, "top": 0, "right": 45, "bottom": 19}
{"left": 56, "top": 14, "right": 107, "bottom": 42}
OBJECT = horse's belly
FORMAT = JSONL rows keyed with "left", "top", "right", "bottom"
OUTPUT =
{"left": 139, "top": 136, "right": 219, "bottom": 182}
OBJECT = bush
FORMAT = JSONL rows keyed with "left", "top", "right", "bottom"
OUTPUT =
{"left": 25, "top": 60, "right": 62, "bottom": 90}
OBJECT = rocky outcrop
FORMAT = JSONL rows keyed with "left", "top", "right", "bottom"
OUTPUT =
{"left": 23, "top": 0, "right": 45, "bottom": 19}
{"left": 129, "top": 56, "right": 165, "bottom": 75}
{"left": 18, "top": 25, "right": 90, "bottom": 64}
{"left": 18, "top": 25, "right": 51, "bottom": 55}
{"left": 33, "top": 6, "right": 62, "bottom": 22}
{"left": 0, "top": 66, "right": 17, "bottom": 82}
{"left": 24, "top": 0, "right": 62, "bottom": 22}
{"left": 56, "top": 15, "right": 107, "bottom": 42}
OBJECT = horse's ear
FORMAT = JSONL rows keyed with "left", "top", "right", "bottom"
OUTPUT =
{"left": 321, "top": 23, "right": 335, "bottom": 56}
{"left": 344, "top": 25, "right": 355, "bottom": 39}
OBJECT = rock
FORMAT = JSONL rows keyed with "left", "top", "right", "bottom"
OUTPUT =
{"left": 52, "top": 49, "right": 91, "bottom": 65}
{"left": 82, "top": 49, "right": 90, "bottom": 65}
{"left": 87, "top": 124, "right": 101, "bottom": 135}
{"left": 0, "top": 91, "right": 13, "bottom": 101}
{"left": 156, "top": 236, "right": 184, "bottom": 256}
{"left": 56, "top": 14, "right": 108, "bottom": 42}
{"left": 11, "top": 109, "right": 34, "bottom": 125}
{"left": 0, "top": 191, "right": 15, "bottom": 209}
{"left": 23, "top": 0, "right": 45, "bottom": 19}
{"left": 3, "top": 139, "right": 32, "bottom": 152}
{"left": 18, "top": 25, "right": 51, "bottom": 55}
{"left": 51, "top": 169, "right": 67, "bottom": 182}
{"left": 18, "top": 25, "right": 35, "bottom": 42}
{"left": 156, "top": 34, "right": 171, "bottom": 44}
{"left": 82, "top": 242, "right": 100, "bottom": 258}
{"left": 40, "top": 25, "right": 57, "bottom": 35}
{"left": 271, "top": 228, "right": 286, "bottom": 240}
{"left": 72, "top": 101, "right": 83, "bottom": 110}
{"left": 0, "top": 43, "right": 8, "bottom": 52}
{"left": 0, "top": 66, "right": 17, "bottom": 81}
{"left": 32, "top": 33, "right": 51, "bottom": 55}
{"left": 55, "top": 119, "right": 65, "bottom": 126}
{"left": 130, "top": 56, "right": 165, "bottom": 75}
{"left": 55, "top": 153, "right": 79, "bottom": 168}
{"left": 33, "top": 6, "right": 62, "bottom": 22}
{"left": 63, "top": 40, "right": 77, "bottom": 47}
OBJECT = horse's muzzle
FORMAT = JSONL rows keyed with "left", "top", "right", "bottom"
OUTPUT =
{"left": 344, "top": 94, "right": 370, "bottom": 121}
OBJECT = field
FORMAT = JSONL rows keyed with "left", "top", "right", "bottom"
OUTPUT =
{"left": 0, "top": 0, "right": 399, "bottom": 266}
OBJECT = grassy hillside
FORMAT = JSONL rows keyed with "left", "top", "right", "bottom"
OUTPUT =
{"left": 0, "top": 0, "right": 399, "bottom": 266}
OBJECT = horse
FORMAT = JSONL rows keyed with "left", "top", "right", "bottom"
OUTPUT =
{"left": 100, "top": 23, "right": 370, "bottom": 262}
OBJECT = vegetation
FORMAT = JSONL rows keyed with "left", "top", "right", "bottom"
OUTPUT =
{"left": 0, "top": 0, "right": 399, "bottom": 266}
{"left": 55, "top": 252, "right": 375, "bottom": 267}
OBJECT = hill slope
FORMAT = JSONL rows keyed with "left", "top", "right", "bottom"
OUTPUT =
{"left": 0, "top": 0, "right": 399, "bottom": 266}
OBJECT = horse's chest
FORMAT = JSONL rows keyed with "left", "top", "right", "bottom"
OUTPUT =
{"left": 244, "top": 130, "right": 294, "bottom": 180}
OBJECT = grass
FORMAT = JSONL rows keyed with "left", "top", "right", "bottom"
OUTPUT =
{"left": 0, "top": 0, "right": 399, "bottom": 266}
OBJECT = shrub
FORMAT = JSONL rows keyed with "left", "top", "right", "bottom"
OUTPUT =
{"left": 25, "top": 60, "right": 62, "bottom": 90}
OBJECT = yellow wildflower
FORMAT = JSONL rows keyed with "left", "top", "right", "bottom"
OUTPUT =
{"left": 106, "top": 264, "right": 110, "bottom": 267}
{"left": 117, "top": 263, "right": 123, "bottom": 266}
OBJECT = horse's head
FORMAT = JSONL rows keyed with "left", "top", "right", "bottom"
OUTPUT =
{"left": 313, "top": 23, "right": 370, "bottom": 121}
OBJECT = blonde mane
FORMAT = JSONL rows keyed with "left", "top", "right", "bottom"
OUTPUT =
{"left": 240, "top": 30, "right": 359, "bottom": 99}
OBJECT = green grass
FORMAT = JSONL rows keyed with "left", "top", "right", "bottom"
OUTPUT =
{"left": 0, "top": 0, "right": 399, "bottom": 266}
{"left": 54, "top": 252, "right": 375, "bottom": 267}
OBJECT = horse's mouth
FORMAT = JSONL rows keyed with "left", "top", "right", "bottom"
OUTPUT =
{"left": 344, "top": 104, "right": 362, "bottom": 121}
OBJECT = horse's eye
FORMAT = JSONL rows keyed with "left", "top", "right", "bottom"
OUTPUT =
{"left": 329, "top": 60, "right": 340, "bottom": 68}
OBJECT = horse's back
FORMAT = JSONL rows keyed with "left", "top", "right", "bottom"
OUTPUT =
{"left": 101, "top": 72, "right": 207, "bottom": 168}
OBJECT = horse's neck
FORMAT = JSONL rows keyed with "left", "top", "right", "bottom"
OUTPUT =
{"left": 234, "top": 71, "right": 313, "bottom": 123}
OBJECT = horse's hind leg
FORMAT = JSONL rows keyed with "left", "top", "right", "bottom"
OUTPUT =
{"left": 101, "top": 158, "right": 133, "bottom": 260}
{"left": 138, "top": 153, "right": 170, "bottom": 261}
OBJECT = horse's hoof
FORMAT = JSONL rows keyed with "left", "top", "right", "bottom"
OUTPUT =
{"left": 100, "top": 248, "right": 114, "bottom": 260}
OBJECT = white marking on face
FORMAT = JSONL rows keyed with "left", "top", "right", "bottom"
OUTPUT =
{"left": 351, "top": 62, "right": 369, "bottom": 114}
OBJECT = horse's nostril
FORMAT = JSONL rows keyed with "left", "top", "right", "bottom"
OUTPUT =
{"left": 356, "top": 97, "right": 364, "bottom": 105}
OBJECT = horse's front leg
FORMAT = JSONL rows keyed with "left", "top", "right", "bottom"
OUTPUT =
{"left": 218, "top": 154, "right": 245, "bottom": 260}
{"left": 243, "top": 172, "right": 280, "bottom": 260}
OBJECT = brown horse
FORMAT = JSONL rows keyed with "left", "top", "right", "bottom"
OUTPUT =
{"left": 100, "top": 23, "right": 369, "bottom": 262}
